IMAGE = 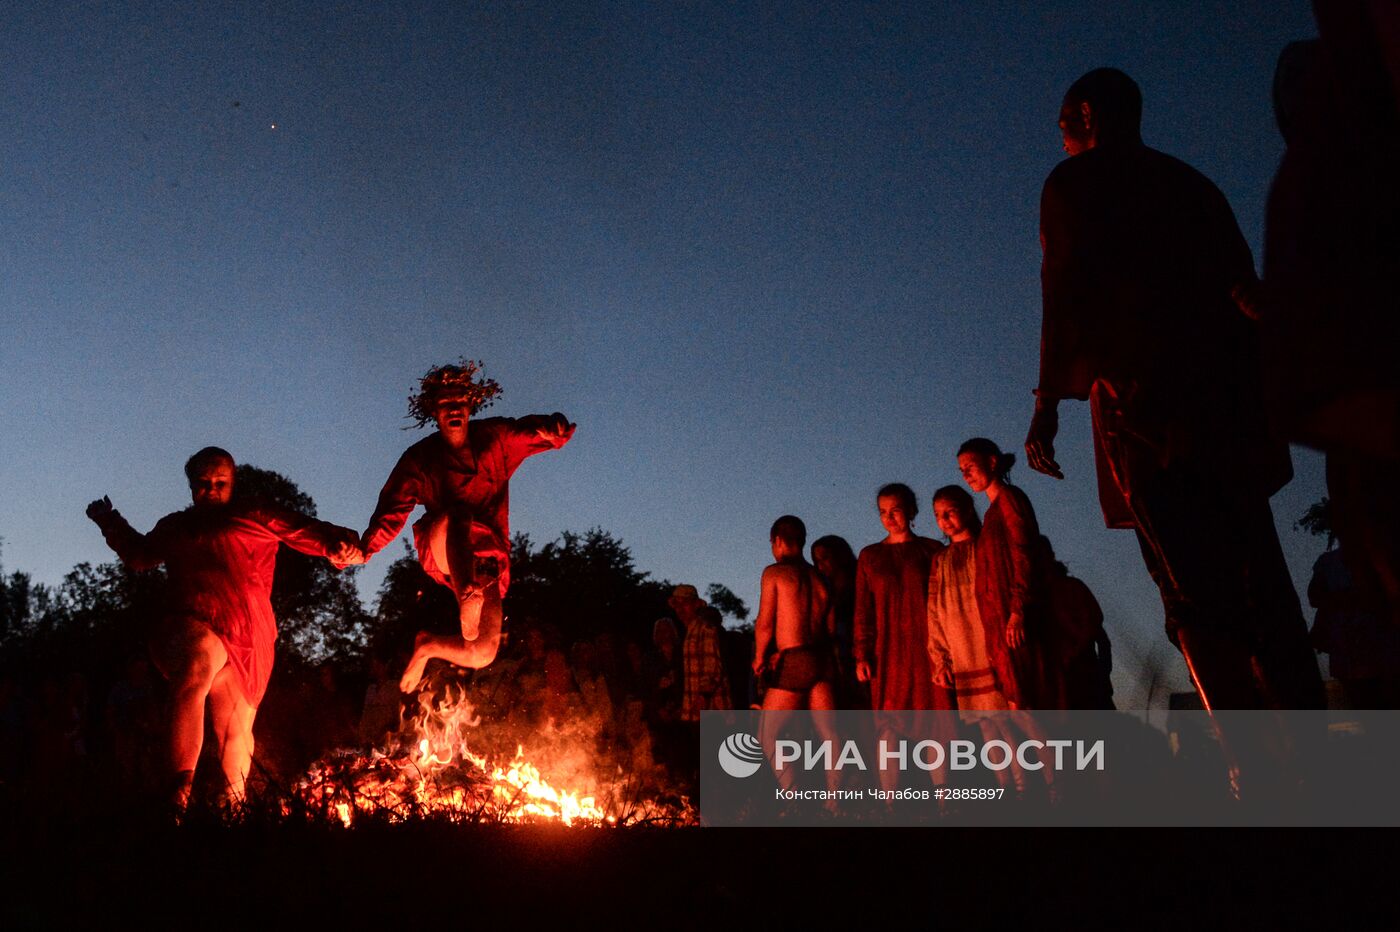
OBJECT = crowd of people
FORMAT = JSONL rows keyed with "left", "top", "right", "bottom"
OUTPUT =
{"left": 744, "top": 10, "right": 1400, "bottom": 797}
{"left": 14, "top": 4, "right": 1398, "bottom": 813}
{"left": 742, "top": 439, "right": 1114, "bottom": 729}
{"left": 0, "top": 453, "right": 1116, "bottom": 804}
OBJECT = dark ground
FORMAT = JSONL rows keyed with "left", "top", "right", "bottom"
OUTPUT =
{"left": 1, "top": 793, "right": 1394, "bottom": 929}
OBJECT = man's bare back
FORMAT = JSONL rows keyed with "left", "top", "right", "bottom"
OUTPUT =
{"left": 763, "top": 560, "right": 831, "bottom": 652}
{"left": 755, "top": 516, "right": 842, "bottom": 797}
{"left": 754, "top": 516, "right": 838, "bottom": 708}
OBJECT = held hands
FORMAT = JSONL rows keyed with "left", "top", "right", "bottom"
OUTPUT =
{"left": 536, "top": 412, "right": 577, "bottom": 448}
{"left": 85, "top": 496, "right": 115, "bottom": 523}
{"left": 1024, "top": 402, "right": 1064, "bottom": 480}
{"left": 932, "top": 664, "right": 954, "bottom": 690}
{"left": 330, "top": 533, "right": 367, "bottom": 569}
{"left": 1005, "top": 613, "right": 1026, "bottom": 650}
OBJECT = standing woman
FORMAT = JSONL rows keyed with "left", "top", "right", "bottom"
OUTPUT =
{"left": 929, "top": 482, "right": 1056, "bottom": 798}
{"left": 811, "top": 534, "right": 865, "bottom": 708}
{"left": 958, "top": 438, "right": 1058, "bottom": 709}
{"left": 853, "top": 484, "right": 949, "bottom": 713}
{"left": 926, "top": 486, "right": 1010, "bottom": 712}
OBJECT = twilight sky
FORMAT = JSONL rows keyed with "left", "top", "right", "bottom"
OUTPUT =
{"left": 1, "top": 1, "right": 1323, "bottom": 707}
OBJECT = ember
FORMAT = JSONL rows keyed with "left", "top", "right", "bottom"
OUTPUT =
{"left": 295, "top": 670, "right": 696, "bottom": 827}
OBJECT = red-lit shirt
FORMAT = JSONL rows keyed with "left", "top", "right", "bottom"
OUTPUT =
{"left": 974, "top": 485, "right": 1053, "bottom": 709}
{"left": 360, "top": 416, "right": 567, "bottom": 591}
{"left": 94, "top": 502, "right": 356, "bottom": 706}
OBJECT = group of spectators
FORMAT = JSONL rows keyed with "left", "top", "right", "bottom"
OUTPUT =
{"left": 738, "top": 439, "right": 1115, "bottom": 726}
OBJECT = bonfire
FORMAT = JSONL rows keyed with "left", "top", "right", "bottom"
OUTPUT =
{"left": 294, "top": 667, "right": 697, "bottom": 827}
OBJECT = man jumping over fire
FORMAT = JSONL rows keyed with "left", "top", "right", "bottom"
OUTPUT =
{"left": 360, "top": 360, "right": 575, "bottom": 692}
{"left": 87, "top": 447, "right": 363, "bottom": 809}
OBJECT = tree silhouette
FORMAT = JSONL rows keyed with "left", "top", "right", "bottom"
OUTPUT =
{"left": 0, "top": 546, "right": 37, "bottom": 645}
{"left": 363, "top": 528, "right": 750, "bottom": 658}
{"left": 505, "top": 528, "right": 674, "bottom": 645}
{"left": 1, "top": 534, "right": 161, "bottom": 674}
{"left": 365, "top": 528, "right": 679, "bottom": 651}
{"left": 1296, "top": 496, "right": 1332, "bottom": 543}
{"left": 705, "top": 583, "right": 750, "bottom": 625}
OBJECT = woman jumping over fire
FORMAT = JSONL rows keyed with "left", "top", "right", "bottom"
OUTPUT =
{"left": 360, "top": 360, "right": 575, "bottom": 692}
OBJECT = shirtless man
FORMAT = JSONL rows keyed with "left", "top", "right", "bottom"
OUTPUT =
{"left": 752, "top": 515, "right": 841, "bottom": 795}
{"left": 359, "top": 360, "right": 575, "bottom": 692}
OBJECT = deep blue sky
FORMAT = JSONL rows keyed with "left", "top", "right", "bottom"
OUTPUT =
{"left": 1, "top": 1, "right": 1323, "bottom": 707}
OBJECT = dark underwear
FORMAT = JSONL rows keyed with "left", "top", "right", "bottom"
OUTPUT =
{"left": 771, "top": 644, "right": 835, "bottom": 693}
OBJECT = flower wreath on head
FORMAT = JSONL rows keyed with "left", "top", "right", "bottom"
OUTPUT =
{"left": 405, "top": 359, "right": 503, "bottom": 429}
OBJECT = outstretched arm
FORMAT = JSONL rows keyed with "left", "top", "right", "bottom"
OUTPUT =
{"left": 253, "top": 505, "right": 364, "bottom": 567}
{"left": 502, "top": 413, "right": 576, "bottom": 474}
{"left": 361, "top": 451, "right": 423, "bottom": 559}
{"left": 86, "top": 497, "right": 165, "bottom": 571}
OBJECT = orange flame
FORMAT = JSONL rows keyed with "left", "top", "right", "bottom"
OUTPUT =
{"left": 295, "top": 672, "right": 693, "bottom": 828}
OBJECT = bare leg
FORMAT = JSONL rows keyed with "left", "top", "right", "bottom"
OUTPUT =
{"left": 208, "top": 665, "right": 256, "bottom": 804}
{"left": 808, "top": 682, "right": 843, "bottom": 798}
{"left": 443, "top": 517, "right": 486, "bottom": 639}
{"left": 760, "top": 687, "right": 801, "bottom": 792}
{"left": 400, "top": 584, "right": 504, "bottom": 692}
{"left": 977, "top": 717, "right": 1017, "bottom": 794}
{"left": 150, "top": 620, "right": 228, "bottom": 808}
{"left": 1007, "top": 709, "right": 1057, "bottom": 799}
{"left": 875, "top": 724, "right": 901, "bottom": 795}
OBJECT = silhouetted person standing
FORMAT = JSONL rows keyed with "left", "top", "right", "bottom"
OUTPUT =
{"left": 1024, "top": 68, "right": 1324, "bottom": 711}
{"left": 1264, "top": 4, "right": 1400, "bottom": 630}
{"left": 811, "top": 535, "right": 866, "bottom": 708}
{"left": 1039, "top": 536, "right": 1115, "bottom": 710}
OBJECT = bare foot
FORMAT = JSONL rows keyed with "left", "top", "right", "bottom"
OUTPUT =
{"left": 399, "top": 632, "right": 433, "bottom": 693}
{"left": 459, "top": 589, "right": 484, "bottom": 640}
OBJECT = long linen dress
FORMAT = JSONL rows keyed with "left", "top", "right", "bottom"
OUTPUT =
{"left": 927, "top": 539, "right": 1009, "bottom": 717}
{"left": 853, "top": 537, "right": 947, "bottom": 711}
{"left": 974, "top": 486, "right": 1056, "bottom": 709}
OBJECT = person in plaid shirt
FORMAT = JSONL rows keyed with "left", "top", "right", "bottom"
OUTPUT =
{"left": 673, "top": 585, "right": 731, "bottom": 720}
